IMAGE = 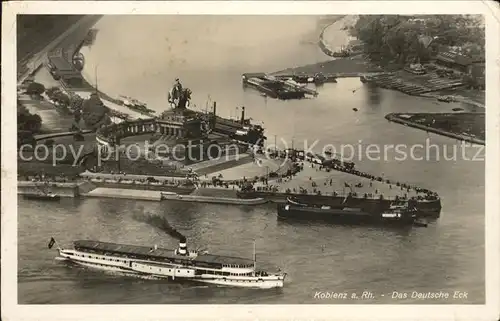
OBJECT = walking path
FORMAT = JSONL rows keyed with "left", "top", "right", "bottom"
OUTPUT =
{"left": 320, "top": 15, "right": 358, "bottom": 54}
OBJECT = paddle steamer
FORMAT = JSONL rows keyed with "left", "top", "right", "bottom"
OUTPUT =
{"left": 49, "top": 236, "right": 285, "bottom": 289}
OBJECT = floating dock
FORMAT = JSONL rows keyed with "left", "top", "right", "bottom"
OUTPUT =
{"left": 242, "top": 73, "right": 318, "bottom": 99}
{"left": 80, "top": 187, "right": 267, "bottom": 205}
{"left": 161, "top": 192, "right": 267, "bottom": 205}
{"left": 273, "top": 74, "right": 338, "bottom": 84}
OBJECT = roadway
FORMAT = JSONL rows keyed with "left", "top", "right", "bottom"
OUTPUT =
{"left": 17, "top": 15, "right": 103, "bottom": 86}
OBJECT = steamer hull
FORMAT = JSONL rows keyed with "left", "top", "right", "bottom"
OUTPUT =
{"left": 277, "top": 203, "right": 417, "bottom": 226}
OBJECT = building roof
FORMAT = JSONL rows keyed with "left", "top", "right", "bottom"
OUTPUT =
{"left": 74, "top": 240, "right": 254, "bottom": 266}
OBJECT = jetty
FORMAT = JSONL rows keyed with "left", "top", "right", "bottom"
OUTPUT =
{"left": 385, "top": 112, "right": 485, "bottom": 145}
{"left": 361, "top": 71, "right": 464, "bottom": 96}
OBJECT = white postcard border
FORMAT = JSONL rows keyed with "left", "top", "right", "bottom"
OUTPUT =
{"left": 2, "top": 1, "right": 499, "bottom": 320}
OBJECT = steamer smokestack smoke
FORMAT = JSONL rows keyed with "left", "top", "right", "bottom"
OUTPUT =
{"left": 132, "top": 212, "right": 186, "bottom": 242}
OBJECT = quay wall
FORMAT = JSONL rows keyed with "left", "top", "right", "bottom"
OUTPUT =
{"left": 318, "top": 16, "right": 346, "bottom": 58}
{"left": 385, "top": 113, "right": 485, "bottom": 145}
{"left": 18, "top": 181, "right": 80, "bottom": 197}
{"left": 89, "top": 181, "right": 195, "bottom": 194}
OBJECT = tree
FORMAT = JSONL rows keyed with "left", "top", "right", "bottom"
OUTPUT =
{"left": 46, "top": 87, "right": 71, "bottom": 108}
{"left": 26, "top": 82, "right": 45, "bottom": 96}
{"left": 46, "top": 86, "right": 60, "bottom": 97}
{"left": 69, "top": 94, "right": 84, "bottom": 111}
{"left": 18, "top": 101, "right": 42, "bottom": 133}
{"left": 53, "top": 91, "right": 71, "bottom": 107}
{"left": 74, "top": 108, "right": 82, "bottom": 123}
{"left": 81, "top": 93, "right": 108, "bottom": 129}
{"left": 351, "top": 15, "right": 484, "bottom": 66}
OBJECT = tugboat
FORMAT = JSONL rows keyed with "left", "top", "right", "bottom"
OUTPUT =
{"left": 437, "top": 95, "right": 454, "bottom": 103}
{"left": 277, "top": 197, "right": 421, "bottom": 227}
{"left": 119, "top": 95, "right": 156, "bottom": 115}
{"left": 49, "top": 236, "right": 286, "bottom": 289}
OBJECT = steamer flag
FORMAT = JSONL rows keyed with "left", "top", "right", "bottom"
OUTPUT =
{"left": 48, "top": 237, "right": 56, "bottom": 249}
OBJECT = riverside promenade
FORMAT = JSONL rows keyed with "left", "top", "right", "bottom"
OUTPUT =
{"left": 319, "top": 15, "right": 358, "bottom": 56}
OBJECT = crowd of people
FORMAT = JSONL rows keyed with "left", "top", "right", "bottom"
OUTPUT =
{"left": 241, "top": 147, "right": 440, "bottom": 202}
{"left": 19, "top": 173, "right": 79, "bottom": 183}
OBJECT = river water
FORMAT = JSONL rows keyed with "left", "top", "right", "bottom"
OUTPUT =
{"left": 18, "top": 15, "right": 485, "bottom": 304}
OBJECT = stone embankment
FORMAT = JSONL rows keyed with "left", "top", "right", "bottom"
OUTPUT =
{"left": 18, "top": 181, "right": 96, "bottom": 197}
{"left": 319, "top": 15, "right": 358, "bottom": 57}
{"left": 385, "top": 113, "right": 485, "bottom": 145}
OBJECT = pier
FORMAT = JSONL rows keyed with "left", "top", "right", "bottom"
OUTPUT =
{"left": 361, "top": 71, "right": 465, "bottom": 96}
{"left": 274, "top": 71, "right": 386, "bottom": 81}
{"left": 385, "top": 113, "right": 485, "bottom": 145}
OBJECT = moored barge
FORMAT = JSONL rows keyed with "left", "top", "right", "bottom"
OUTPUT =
{"left": 277, "top": 197, "right": 423, "bottom": 226}
{"left": 238, "top": 189, "right": 441, "bottom": 218}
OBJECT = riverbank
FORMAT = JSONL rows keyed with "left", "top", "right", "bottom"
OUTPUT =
{"left": 385, "top": 112, "right": 485, "bottom": 145}
{"left": 283, "top": 14, "right": 486, "bottom": 111}
{"left": 272, "top": 56, "right": 383, "bottom": 77}
{"left": 17, "top": 15, "right": 102, "bottom": 85}
{"left": 319, "top": 15, "right": 358, "bottom": 57}
{"left": 18, "top": 180, "right": 96, "bottom": 198}
{"left": 17, "top": 15, "right": 152, "bottom": 135}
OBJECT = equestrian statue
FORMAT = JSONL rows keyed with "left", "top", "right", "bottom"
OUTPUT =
{"left": 168, "top": 78, "right": 192, "bottom": 109}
